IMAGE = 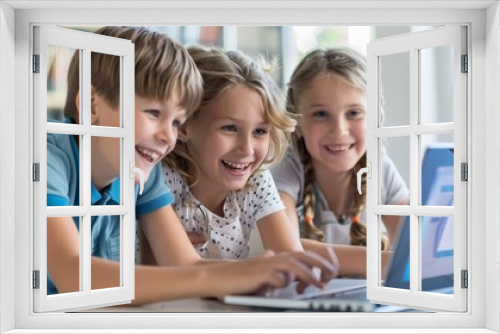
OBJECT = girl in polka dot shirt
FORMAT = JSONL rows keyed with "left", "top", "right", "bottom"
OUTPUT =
{"left": 160, "top": 46, "right": 338, "bottom": 268}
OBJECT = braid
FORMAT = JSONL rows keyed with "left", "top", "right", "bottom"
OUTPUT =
{"left": 349, "top": 153, "right": 389, "bottom": 250}
{"left": 298, "top": 139, "right": 325, "bottom": 242}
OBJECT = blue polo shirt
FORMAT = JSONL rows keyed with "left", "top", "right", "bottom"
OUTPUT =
{"left": 46, "top": 130, "right": 173, "bottom": 295}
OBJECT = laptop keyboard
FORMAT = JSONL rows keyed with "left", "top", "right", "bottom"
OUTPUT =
{"left": 309, "top": 288, "right": 367, "bottom": 301}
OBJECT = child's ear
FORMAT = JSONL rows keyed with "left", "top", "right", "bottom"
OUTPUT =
{"left": 178, "top": 127, "right": 189, "bottom": 143}
{"left": 90, "top": 85, "right": 99, "bottom": 125}
{"left": 74, "top": 86, "right": 99, "bottom": 124}
{"left": 74, "top": 91, "right": 80, "bottom": 121}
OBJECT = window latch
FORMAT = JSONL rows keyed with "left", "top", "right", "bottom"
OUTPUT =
{"left": 357, "top": 162, "right": 371, "bottom": 195}
{"left": 129, "top": 162, "right": 145, "bottom": 195}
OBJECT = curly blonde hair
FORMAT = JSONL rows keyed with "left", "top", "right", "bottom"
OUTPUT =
{"left": 163, "top": 46, "right": 296, "bottom": 187}
{"left": 288, "top": 48, "right": 388, "bottom": 250}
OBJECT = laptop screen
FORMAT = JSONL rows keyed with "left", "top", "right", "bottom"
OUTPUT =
{"left": 384, "top": 144, "right": 455, "bottom": 292}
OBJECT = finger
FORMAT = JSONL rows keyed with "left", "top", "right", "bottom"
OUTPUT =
{"left": 288, "top": 251, "right": 337, "bottom": 280}
{"left": 321, "top": 246, "right": 340, "bottom": 281}
{"left": 252, "top": 284, "right": 273, "bottom": 297}
{"left": 256, "top": 270, "right": 288, "bottom": 291}
{"left": 275, "top": 258, "right": 324, "bottom": 289}
{"left": 186, "top": 232, "right": 206, "bottom": 244}
{"left": 296, "top": 280, "right": 308, "bottom": 294}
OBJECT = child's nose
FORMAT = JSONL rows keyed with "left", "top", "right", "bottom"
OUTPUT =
{"left": 156, "top": 126, "right": 176, "bottom": 147}
{"left": 237, "top": 134, "right": 254, "bottom": 156}
{"left": 330, "top": 119, "right": 349, "bottom": 138}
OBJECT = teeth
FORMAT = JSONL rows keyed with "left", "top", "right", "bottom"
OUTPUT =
{"left": 137, "top": 147, "right": 159, "bottom": 161}
{"left": 223, "top": 161, "right": 251, "bottom": 170}
{"left": 325, "top": 144, "right": 351, "bottom": 151}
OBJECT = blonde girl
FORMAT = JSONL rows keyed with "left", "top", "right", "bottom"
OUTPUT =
{"left": 271, "top": 48, "right": 409, "bottom": 277}
{"left": 160, "top": 46, "right": 339, "bottom": 276}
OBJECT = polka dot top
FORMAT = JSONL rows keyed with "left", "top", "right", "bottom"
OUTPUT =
{"left": 163, "top": 167, "right": 285, "bottom": 259}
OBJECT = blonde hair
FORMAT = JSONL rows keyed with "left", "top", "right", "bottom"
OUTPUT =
{"left": 288, "top": 48, "right": 388, "bottom": 250}
{"left": 64, "top": 26, "right": 203, "bottom": 122}
{"left": 164, "top": 45, "right": 296, "bottom": 187}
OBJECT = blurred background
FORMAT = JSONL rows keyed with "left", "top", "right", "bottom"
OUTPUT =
{"left": 47, "top": 25, "right": 454, "bottom": 188}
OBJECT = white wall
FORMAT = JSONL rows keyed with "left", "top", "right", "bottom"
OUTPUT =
{"left": 0, "top": 1, "right": 16, "bottom": 333}
{"left": 485, "top": 2, "right": 500, "bottom": 333}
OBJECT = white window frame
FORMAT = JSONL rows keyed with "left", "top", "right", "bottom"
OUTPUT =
{"left": 365, "top": 25, "right": 467, "bottom": 312}
{"left": 33, "top": 25, "right": 136, "bottom": 312}
{"left": 1, "top": 1, "right": 498, "bottom": 333}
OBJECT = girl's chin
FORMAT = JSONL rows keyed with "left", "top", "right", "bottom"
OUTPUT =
{"left": 324, "top": 161, "right": 358, "bottom": 173}
{"left": 222, "top": 180, "right": 248, "bottom": 192}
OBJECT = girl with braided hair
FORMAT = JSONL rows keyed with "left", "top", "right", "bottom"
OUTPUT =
{"left": 271, "top": 47, "right": 409, "bottom": 277}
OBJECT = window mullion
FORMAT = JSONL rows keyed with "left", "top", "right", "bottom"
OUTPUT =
{"left": 372, "top": 123, "right": 454, "bottom": 138}
{"left": 373, "top": 205, "right": 453, "bottom": 216}
{"left": 82, "top": 214, "right": 91, "bottom": 294}
{"left": 81, "top": 48, "right": 92, "bottom": 295}
{"left": 409, "top": 46, "right": 419, "bottom": 296}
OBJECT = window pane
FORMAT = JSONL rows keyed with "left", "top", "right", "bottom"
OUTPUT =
{"left": 47, "top": 133, "right": 82, "bottom": 206}
{"left": 91, "top": 52, "right": 121, "bottom": 128}
{"left": 420, "top": 133, "right": 454, "bottom": 206}
{"left": 46, "top": 216, "right": 81, "bottom": 295}
{"left": 381, "top": 136, "right": 410, "bottom": 205}
{"left": 237, "top": 26, "right": 283, "bottom": 86}
{"left": 379, "top": 52, "right": 410, "bottom": 127}
{"left": 420, "top": 44, "right": 454, "bottom": 124}
{"left": 91, "top": 215, "right": 121, "bottom": 291}
{"left": 90, "top": 137, "right": 122, "bottom": 206}
{"left": 382, "top": 215, "right": 410, "bottom": 291}
{"left": 47, "top": 44, "right": 79, "bottom": 123}
{"left": 421, "top": 215, "right": 454, "bottom": 294}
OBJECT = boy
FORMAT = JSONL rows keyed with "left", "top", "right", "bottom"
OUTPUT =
{"left": 47, "top": 26, "right": 336, "bottom": 305}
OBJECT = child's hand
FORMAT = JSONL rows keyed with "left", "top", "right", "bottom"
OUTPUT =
{"left": 208, "top": 250, "right": 337, "bottom": 299}
{"left": 299, "top": 239, "right": 340, "bottom": 281}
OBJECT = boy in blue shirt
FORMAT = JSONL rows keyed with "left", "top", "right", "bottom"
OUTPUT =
{"left": 47, "top": 26, "right": 336, "bottom": 305}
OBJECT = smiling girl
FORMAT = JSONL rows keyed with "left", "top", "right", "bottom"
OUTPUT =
{"left": 160, "top": 46, "right": 338, "bottom": 274}
{"left": 271, "top": 48, "right": 409, "bottom": 277}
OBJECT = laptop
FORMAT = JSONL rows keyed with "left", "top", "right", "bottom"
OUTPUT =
{"left": 223, "top": 144, "right": 455, "bottom": 312}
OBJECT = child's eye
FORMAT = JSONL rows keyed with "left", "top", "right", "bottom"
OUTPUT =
{"left": 221, "top": 125, "right": 237, "bottom": 132}
{"left": 312, "top": 110, "right": 329, "bottom": 119}
{"left": 253, "top": 128, "right": 269, "bottom": 137}
{"left": 346, "top": 110, "right": 364, "bottom": 119}
{"left": 172, "top": 119, "right": 181, "bottom": 128}
{"left": 146, "top": 109, "right": 160, "bottom": 119}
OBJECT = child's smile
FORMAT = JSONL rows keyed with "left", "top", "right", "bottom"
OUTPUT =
{"left": 136, "top": 145, "right": 164, "bottom": 165}
{"left": 323, "top": 143, "right": 356, "bottom": 155}
{"left": 221, "top": 160, "right": 253, "bottom": 176}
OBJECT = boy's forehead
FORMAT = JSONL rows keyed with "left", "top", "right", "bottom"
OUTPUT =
{"left": 135, "top": 94, "right": 186, "bottom": 114}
